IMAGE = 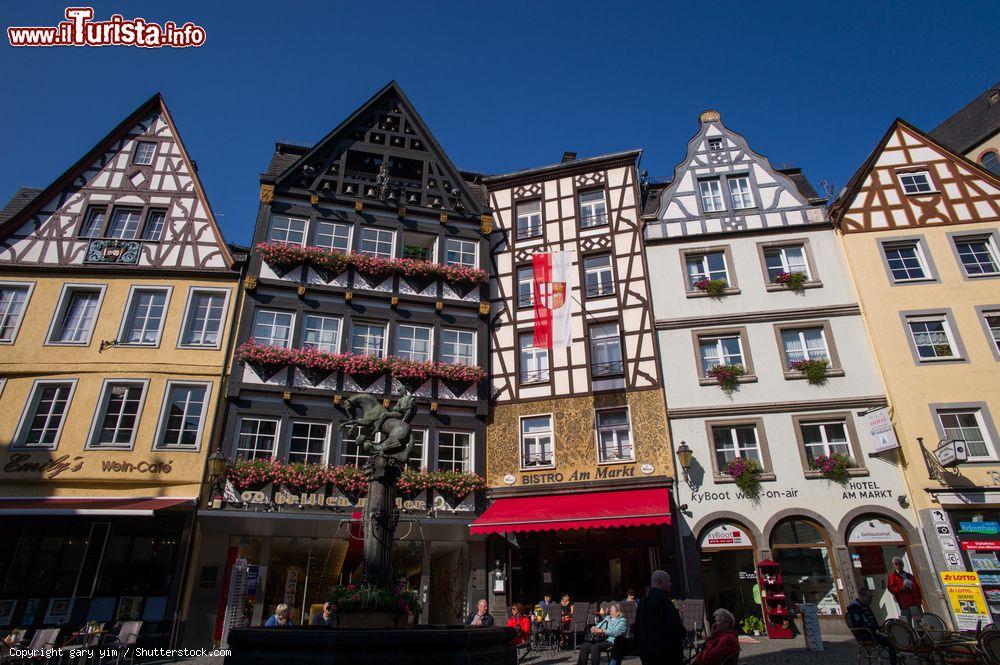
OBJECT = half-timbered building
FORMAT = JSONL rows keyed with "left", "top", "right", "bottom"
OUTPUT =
{"left": 0, "top": 94, "right": 241, "bottom": 643}
{"left": 830, "top": 118, "right": 1000, "bottom": 626}
{"left": 471, "top": 150, "right": 676, "bottom": 611}
{"left": 643, "top": 111, "right": 925, "bottom": 633}
{"left": 186, "top": 82, "right": 493, "bottom": 641}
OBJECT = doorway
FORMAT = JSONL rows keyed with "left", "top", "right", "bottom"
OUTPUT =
{"left": 698, "top": 522, "right": 760, "bottom": 629}
{"left": 846, "top": 517, "right": 911, "bottom": 624}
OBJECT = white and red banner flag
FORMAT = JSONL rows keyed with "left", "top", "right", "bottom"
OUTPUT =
{"left": 532, "top": 251, "right": 574, "bottom": 348}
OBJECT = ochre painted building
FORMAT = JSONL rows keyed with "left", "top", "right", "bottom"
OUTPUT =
{"left": 830, "top": 118, "right": 1000, "bottom": 625}
{"left": 0, "top": 94, "right": 240, "bottom": 642}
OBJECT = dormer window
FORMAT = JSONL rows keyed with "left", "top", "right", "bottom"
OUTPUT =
{"left": 898, "top": 171, "right": 935, "bottom": 195}
{"left": 699, "top": 180, "right": 725, "bottom": 212}
{"left": 728, "top": 176, "right": 754, "bottom": 209}
{"left": 708, "top": 138, "right": 723, "bottom": 151}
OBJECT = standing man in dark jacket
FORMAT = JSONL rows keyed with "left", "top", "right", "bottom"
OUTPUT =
{"left": 633, "top": 570, "right": 686, "bottom": 664}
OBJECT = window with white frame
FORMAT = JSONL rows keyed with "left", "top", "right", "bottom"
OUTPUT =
{"left": 340, "top": 430, "right": 367, "bottom": 467}
{"left": 699, "top": 179, "right": 725, "bottom": 212}
{"left": 516, "top": 265, "right": 534, "bottom": 308}
{"left": 16, "top": 381, "right": 75, "bottom": 448}
{"left": 583, "top": 254, "right": 615, "bottom": 298}
{"left": 516, "top": 200, "right": 542, "bottom": 239}
{"left": 882, "top": 241, "right": 931, "bottom": 282}
{"left": 180, "top": 290, "right": 227, "bottom": 348}
{"left": 707, "top": 138, "right": 724, "bottom": 151}
{"left": 589, "top": 322, "right": 623, "bottom": 377}
{"left": 89, "top": 381, "right": 145, "bottom": 449}
{"left": 405, "top": 430, "right": 427, "bottom": 471}
{"left": 133, "top": 141, "right": 157, "bottom": 165}
{"left": 252, "top": 309, "right": 294, "bottom": 348}
{"left": 0, "top": 284, "right": 31, "bottom": 343}
{"left": 938, "top": 409, "right": 996, "bottom": 460}
{"left": 402, "top": 232, "right": 436, "bottom": 262}
{"left": 985, "top": 312, "right": 1000, "bottom": 354}
{"left": 898, "top": 171, "right": 934, "bottom": 195}
{"left": 155, "top": 383, "right": 209, "bottom": 449}
{"left": 315, "top": 221, "right": 351, "bottom": 252}
{"left": 907, "top": 316, "right": 959, "bottom": 360}
{"left": 302, "top": 314, "right": 342, "bottom": 353}
{"left": 520, "top": 415, "right": 553, "bottom": 468}
{"left": 438, "top": 431, "right": 471, "bottom": 472}
{"left": 79, "top": 208, "right": 106, "bottom": 238}
{"left": 236, "top": 417, "right": 279, "bottom": 460}
{"left": 578, "top": 190, "right": 607, "bottom": 228}
{"left": 395, "top": 324, "right": 432, "bottom": 362}
{"left": 597, "top": 408, "right": 634, "bottom": 463}
{"left": 106, "top": 209, "right": 142, "bottom": 240}
{"left": 288, "top": 421, "right": 328, "bottom": 465}
{"left": 269, "top": 216, "right": 307, "bottom": 246}
{"left": 441, "top": 328, "right": 475, "bottom": 366}
{"left": 764, "top": 245, "right": 810, "bottom": 282}
{"left": 954, "top": 235, "right": 999, "bottom": 276}
{"left": 711, "top": 424, "right": 762, "bottom": 470}
{"left": 519, "top": 332, "right": 549, "bottom": 383}
{"left": 359, "top": 227, "right": 395, "bottom": 259}
{"left": 49, "top": 286, "right": 103, "bottom": 344}
{"left": 445, "top": 239, "right": 477, "bottom": 268}
{"left": 780, "top": 327, "right": 830, "bottom": 367}
{"left": 121, "top": 288, "right": 169, "bottom": 346}
{"left": 982, "top": 151, "right": 1000, "bottom": 177}
{"left": 728, "top": 176, "right": 754, "bottom": 209}
{"left": 685, "top": 251, "right": 729, "bottom": 288}
{"left": 698, "top": 335, "right": 745, "bottom": 376}
{"left": 350, "top": 322, "right": 386, "bottom": 357}
{"left": 141, "top": 210, "right": 167, "bottom": 241}
{"left": 800, "top": 421, "right": 852, "bottom": 462}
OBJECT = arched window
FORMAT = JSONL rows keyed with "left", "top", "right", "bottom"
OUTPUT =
{"left": 770, "top": 518, "right": 842, "bottom": 614}
{"left": 981, "top": 151, "right": 1000, "bottom": 177}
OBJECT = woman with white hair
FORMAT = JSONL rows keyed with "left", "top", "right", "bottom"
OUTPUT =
{"left": 264, "top": 603, "right": 292, "bottom": 627}
{"left": 693, "top": 608, "right": 739, "bottom": 665}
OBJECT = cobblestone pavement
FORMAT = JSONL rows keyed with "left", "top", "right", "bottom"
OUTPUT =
{"left": 145, "top": 635, "right": 858, "bottom": 664}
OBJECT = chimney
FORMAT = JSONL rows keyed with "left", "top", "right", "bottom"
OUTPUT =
{"left": 561, "top": 152, "right": 577, "bottom": 163}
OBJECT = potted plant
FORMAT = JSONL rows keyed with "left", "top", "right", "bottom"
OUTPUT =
{"left": 774, "top": 271, "right": 808, "bottom": 293}
{"left": 327, "top": 465, "right": 369, "bottom": 502}
{"left": 397, "top": 468, "right": 432, "bottom": 499}
{"left": 693, "top": 278, "right": 729, "bottom": 298}
{"left": 789, "top": 358, "right": 829, "bottom": 385}
{"left": 726, "top": 457, "right": 762, "bottom": 500}
{"left": 741, "top": 615, "right": 765, "bottom": 636}
{"left": 430, "top": 470, "right": 487, "bottom": 507}
{"left": 236, "top": 339, "right": 295, "bottom": 381}
{"left": 810, "top": 453, "right": 854, "bottom": 484}
{"left": 225, "top": 458, "right": 282, "bottom": 491}
{"left": 328, "top": 582, "right": 421, "bottom": 629}
{"left": 279, "top": 462, "right": 330, "bottom": 493}
{"left": 707, "top": 364, "right": 745, "bottom": 394}
{"left": 256, "top": 242, "right": 306, "bottom": 277}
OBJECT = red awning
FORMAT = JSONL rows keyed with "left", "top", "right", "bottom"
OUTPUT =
{"left": 0, "top": 497, "right": 195, "bottom": 515}
{"left": 469, "top": 487, "right": 671, "bottom": 535}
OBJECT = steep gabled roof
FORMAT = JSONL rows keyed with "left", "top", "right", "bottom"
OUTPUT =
{"left": 0, "top": 187, "right": 41, "bottom": 224}
{"left": 270, "top": 81, "right": 484, "bottom": 217}
{"left": 0, "top": 94, "right": 234, "bottom": 269}
{"left": 929, "top": 80, "right": 1000, "bottom": 154}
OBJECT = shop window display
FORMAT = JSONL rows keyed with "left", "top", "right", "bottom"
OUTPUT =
{"left": 771, "top": 519, "right": 842, "bottom": 615}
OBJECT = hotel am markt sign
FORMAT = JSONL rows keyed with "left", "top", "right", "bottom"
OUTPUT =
{"left": 866, "top": 407, "right": 900, "bottom": 453}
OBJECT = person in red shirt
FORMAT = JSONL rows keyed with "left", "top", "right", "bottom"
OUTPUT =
{"left": 887, "top": 557, "right": 923, "bottom": 626}
{"left": 507, "top": 603, "right": 532, "bottom": 647}
{"left": 693, "top": 608, "right": 740, "bottom": 665}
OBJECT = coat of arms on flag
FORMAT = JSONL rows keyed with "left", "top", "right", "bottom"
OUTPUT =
{"left": 532, "top": 251, "right": 574, "bottom": 348}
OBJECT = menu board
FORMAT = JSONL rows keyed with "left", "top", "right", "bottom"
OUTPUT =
{"left": 797, "top": 603, "right": 824, "bottom": 652}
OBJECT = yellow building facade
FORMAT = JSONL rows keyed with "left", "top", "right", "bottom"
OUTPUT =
{"left": 831, "top": 119, "right": 1000, "bottom": 624}
{"left": 0, "top": 95, "right": 240, "bottom": 640}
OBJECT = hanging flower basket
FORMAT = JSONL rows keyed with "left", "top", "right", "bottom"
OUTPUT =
{"left": 225, "top": 458, "right": 283, "bottom": 491}
{"left": 327, "top": 465, "right": 369, "bottom": 502}
{"left": 328, "top": 582, "right": 420, "bottom": 623}
{"left": 305, "top": 246, "right": 350, "bottom": 282}
{"left": 257, "top": 242, "right": 305, "bottom": 277}
{"left": 432, "top": 470, "right": 487, "bottom": 507}
{"left": 276, "top": 462, "right": 330, "bottom": 493}
{"left": 397, "top": 468, "right": 432, "bottom": 499}
{"left": 693, "top": 278, "right": 728, "bottom": 298}
{"left": 236, "top": 340, "right": 296, "bottom": 381}
{"left": 810, "top": 453, "right": 854, "bottom": 484}
{"left": 708, "top": 364, "right": 745, "bottom": 394}
{"left": 726, "top": 457, "right": 762, "bottom": 500}
{"left": 790, "top": 359, "right": 829, "bottom": 385}
{"left": 774, "top": 271, "right": 808, "bottom": 293}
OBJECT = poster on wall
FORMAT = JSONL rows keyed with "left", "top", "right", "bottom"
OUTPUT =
{"left": 0, "top": 600, "right": 15, "bottom": 627}
{"left": 43, "top": 598, "right": 74, "bottom": 625}
{"left": 865, "top": 408, "right": 900, "bottom": 453}
{"left": 940, "top": 572, "right": 991, "bottom": 631}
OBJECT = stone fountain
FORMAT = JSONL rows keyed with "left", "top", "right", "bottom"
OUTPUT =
{"left": 223, "top": 389, "right": 513, "bottom": 664}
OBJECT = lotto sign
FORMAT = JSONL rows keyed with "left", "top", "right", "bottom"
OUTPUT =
{"left": 940, "top": 572, "right": 990, "bottom": 631}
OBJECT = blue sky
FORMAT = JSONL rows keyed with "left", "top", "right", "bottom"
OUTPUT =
{"left": 1, "top": 1, "right": 997, "bottom": 245}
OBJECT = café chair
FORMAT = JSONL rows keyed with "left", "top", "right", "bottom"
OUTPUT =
{"left": 885, "top": 619, "right": 935, "bottom": 664}
{"left": 848, "top": 625, "right": 893, "bottom": 665}
{"left": 5, "top": 629, "right": 61, "bottom": 664}
{"left": 98, "top": 621, "right": 141, "bottom": 665}
{"left": 979, "top": 629, "right": 1000, "bottom": 665}
{"left": 568, "top": 605, "right": 591, "bottom": 649}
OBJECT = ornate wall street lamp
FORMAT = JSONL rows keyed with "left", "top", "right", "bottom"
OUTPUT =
{"left": 207, "top": 447, "right": 227, "bottom": 509}
{"left": 675, "top": 441, "right": 694, "bottom": 486}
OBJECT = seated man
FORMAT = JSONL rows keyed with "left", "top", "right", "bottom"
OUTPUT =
{"left": 847, "top": 587, "right": 897, "bottom": 665}
{"left": 311, "top": 602, "right": 333, "bottom": 626}
{"left": 465, "top": 599, "right": 496, "bottom": 626}
{"left": 693, "top": 609, "right": 740, "bottom": 665}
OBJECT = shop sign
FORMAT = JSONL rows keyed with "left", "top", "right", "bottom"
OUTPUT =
{"left": 935, "top": 440, "right": 968, "bottom": 468}
{"left": 959, "top": 522, "right": 1000, "bottom": 535}
{"left": 847, "top": 519, "right": 903, "bottom": 544}
{"left": 233, "top": 487, "right": 430, "bottom": 513}
{"left": 961, "top": 540, "right": 1000, "bottom": 551}
{"left": 940, "top": 572, "right": 990, "bottom": 631}
{"left": 2, "top": 453, "right": 84, "bottom": 479}
{"left": 699, "top": 524, "right": 752, "bottom": 549}
{"left": 866, "top": 408, "right": 900, "bottom": 453}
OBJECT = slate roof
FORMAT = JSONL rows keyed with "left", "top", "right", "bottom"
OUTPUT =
{"left": 640, "top": 182, "right": 669, "bottom": 217}
{"left": 929, "top": 81, "right": 1000, "bottom": 153}
{"left": 264, "top": 143, "right": 309, "bottom": 178}
{"left": 776, "top": 167, "right": 822, "bottom": 201}
{"left": 0, "top": 187, "right": 41, "bottom": 224}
